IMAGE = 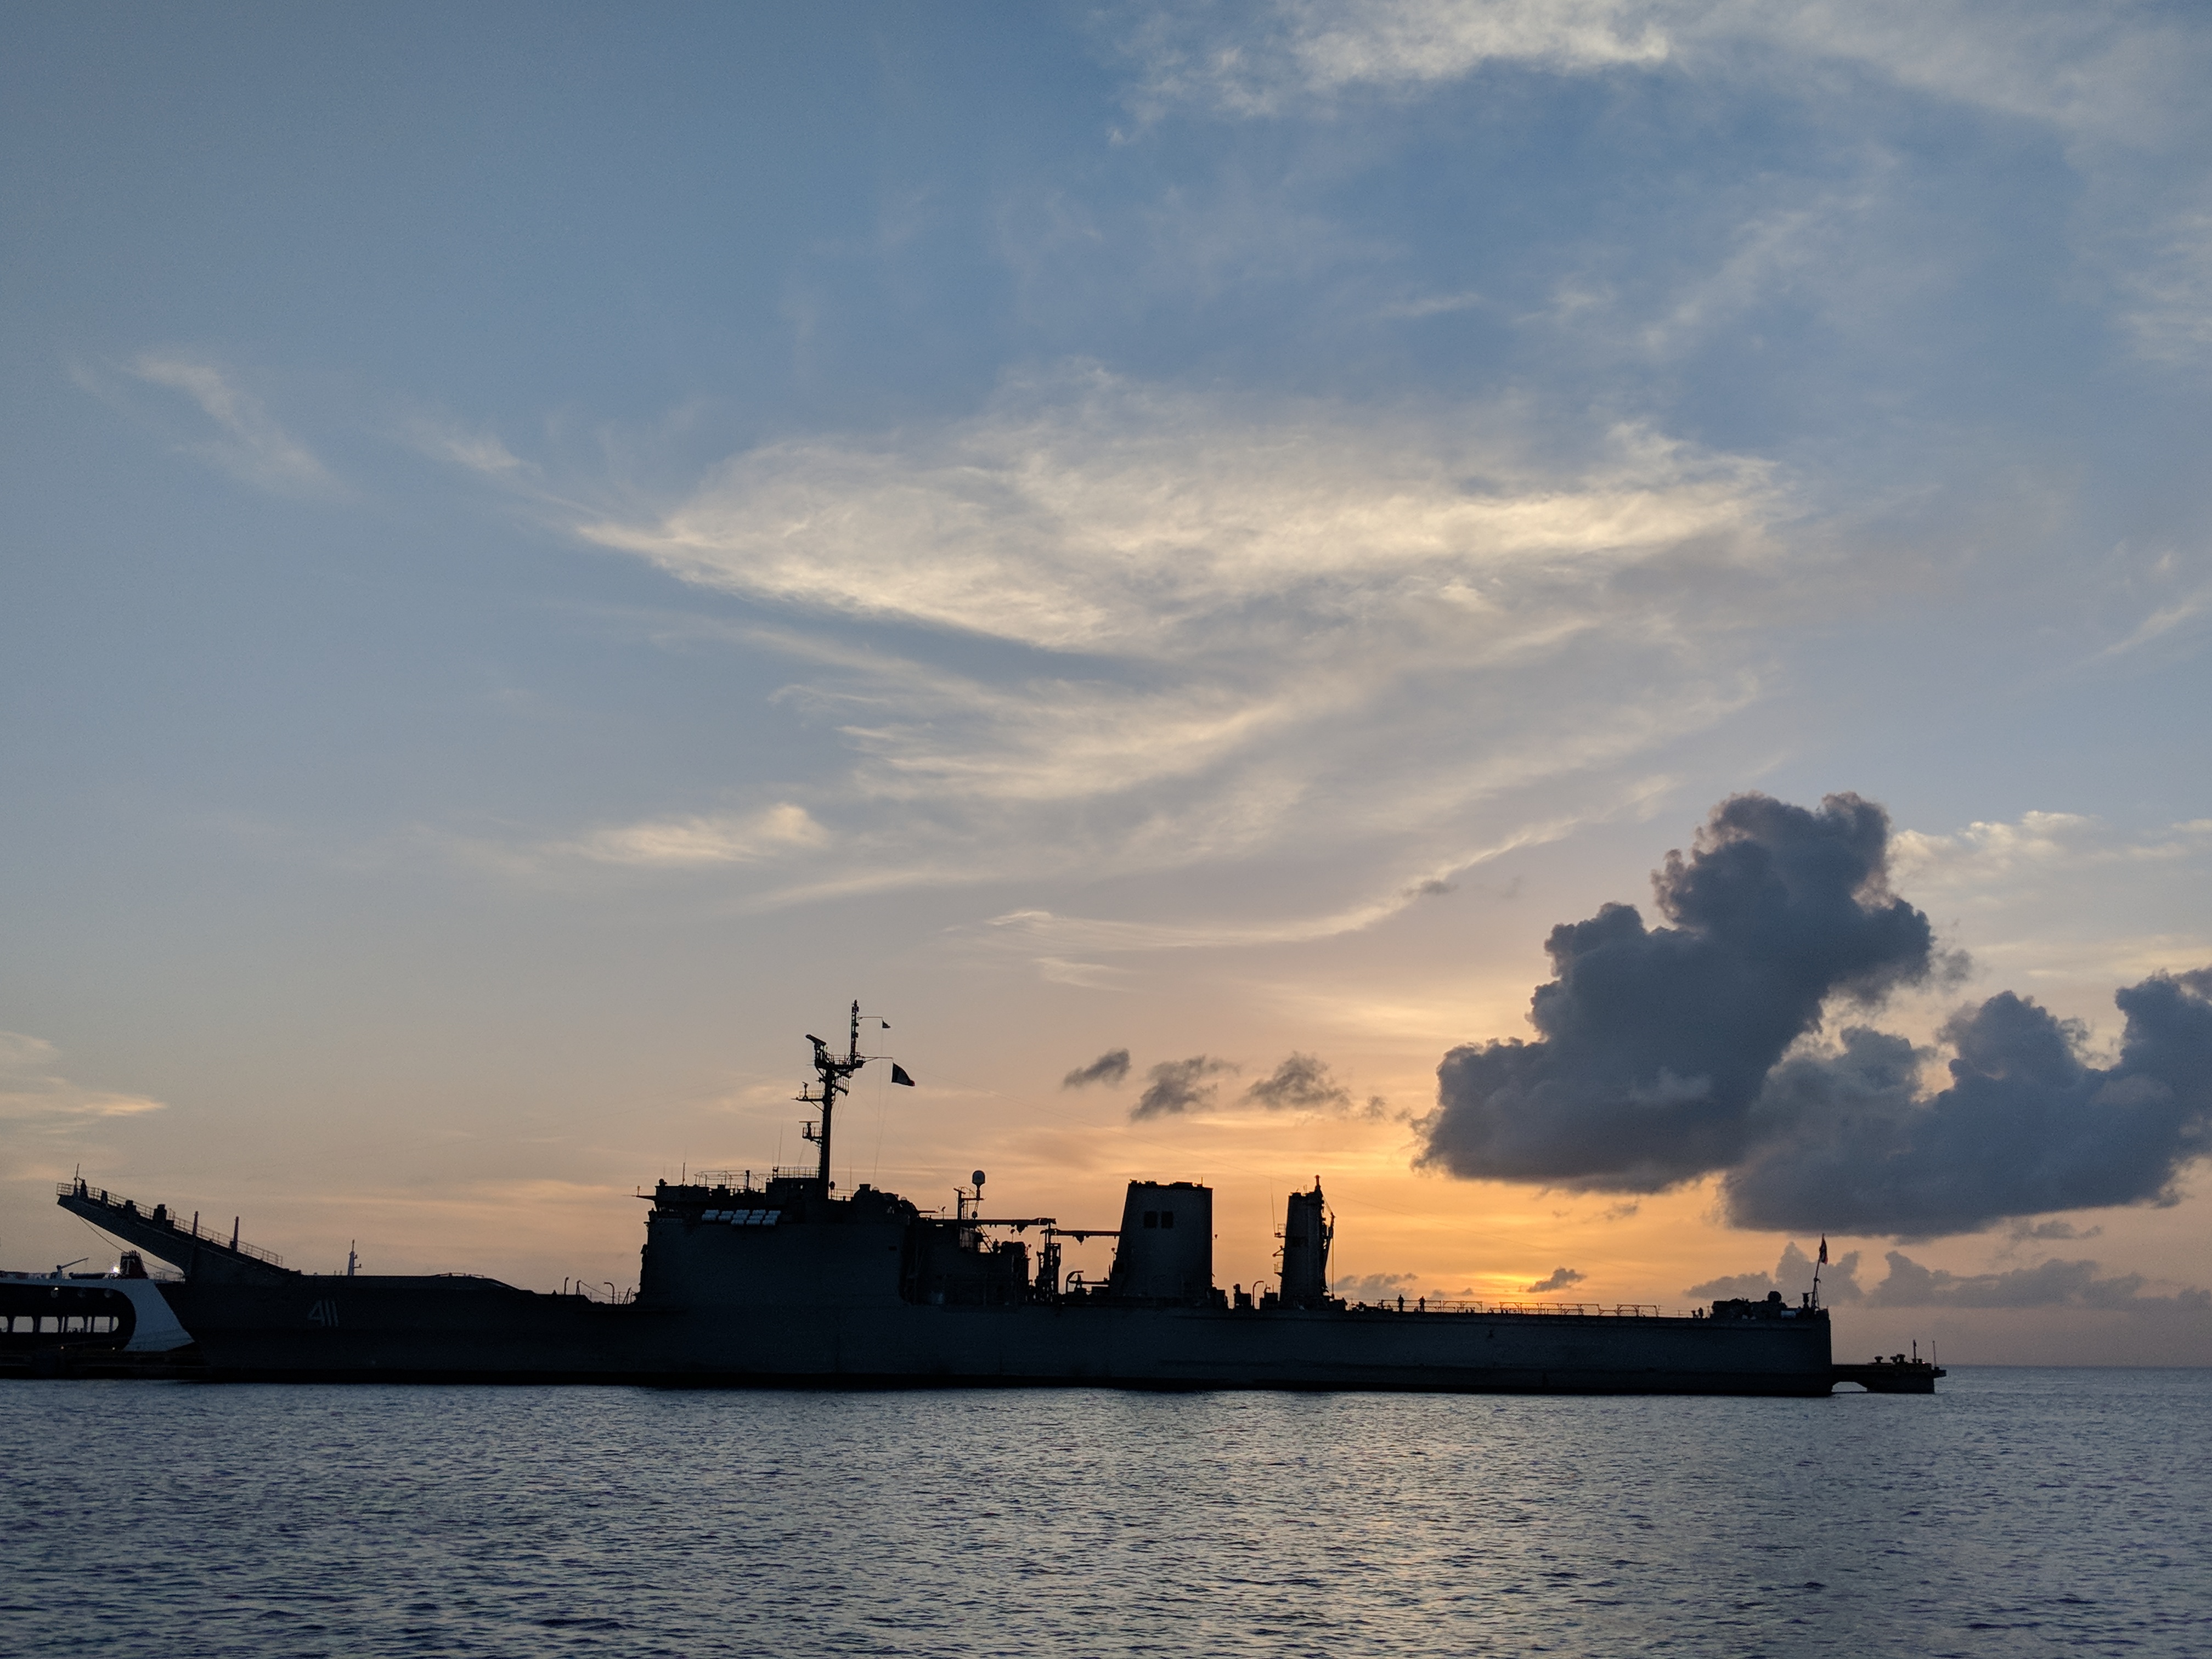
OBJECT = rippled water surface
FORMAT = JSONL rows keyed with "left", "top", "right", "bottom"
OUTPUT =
{"left": 5, "top": 1369, "right": 2208, "bottom": 1657}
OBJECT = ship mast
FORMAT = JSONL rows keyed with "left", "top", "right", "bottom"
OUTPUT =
{"left": 800, "top": 1000, "right": 866, "bottom": 1193}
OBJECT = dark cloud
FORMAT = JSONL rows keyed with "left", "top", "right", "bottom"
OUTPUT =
{"left": 1061, "top": 1048, "right": 1131, "bottom": 1089}
{"left": 1244, "top": 1052, "right": 1353, "bottom": 1112}
{"left": 1420, "top": 793, "right": 1940, "bottom": 1192}
{"left": 1131, "top": 1055, "right": 1237, "bottom": 1119}
{"left": 2009, "top": 1219, "right": 2100, "bottom": 1242}
{"left": 1417, "top": 790, "right": 2212, "bottom": 1239}
{"left": 1523, "top": 1267, "right": 1585, "bottom": 1294}
{"left": 1725, "top": 973, "right": 2212, "bottom": 1236}
{"left": 1688, "top": 1242, "right": 1863, "bottom": 1304}
{"left": 1866, "top": 1251, "right": 2210, "bottom": 1312}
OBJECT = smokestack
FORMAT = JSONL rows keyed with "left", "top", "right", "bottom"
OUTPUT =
{"left": 1279, "top": 1182, "right": 1332, "bottom": 1308}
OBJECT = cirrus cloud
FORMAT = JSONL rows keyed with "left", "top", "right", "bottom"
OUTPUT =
{"left": 540, "top": 366, "right": 1787, "bottom": 915}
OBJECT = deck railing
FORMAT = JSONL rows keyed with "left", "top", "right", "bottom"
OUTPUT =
{"left": 673, "top": 1167, "right": 822, "bottom": 1193}
{"left": 1345, "top": 1299, "right": 1675, "bottom": 1318}
{"left": 57, "top": 1182, "right": 285, "bottom": 1268}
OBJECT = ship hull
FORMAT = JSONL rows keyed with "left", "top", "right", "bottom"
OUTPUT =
{"left": 152, "top": 1277, "right": 648, "bottom": 1384}
{"left": 658, "top": 1304, "right": 1832, "bottom": 1396}
{"left": 153, "top": 1282, "right": 1832, "bottom": 1395}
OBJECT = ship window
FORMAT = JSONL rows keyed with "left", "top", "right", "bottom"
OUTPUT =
{"left": 1142, "top": 1211, "right": 1158, "bottom": 1228}
{"left": 41, "top": 1316, "right": 58, "bottom": 1334}
{"left": 1160, "top": 1210, "right": 1175, "bottom": 1229}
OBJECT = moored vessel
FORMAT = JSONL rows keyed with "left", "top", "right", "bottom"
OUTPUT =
{"left": 48, "top": 1003, "right": 1854, "bottom": 1394}
{"left": 1, "top": 1250, "right": 197, "bottom": 1378}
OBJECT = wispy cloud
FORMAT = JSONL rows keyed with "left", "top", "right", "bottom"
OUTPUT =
{"left": 1379, "top": 289, "right": 1488, "bottom": 320}
{"left": 1125, "top": 2, "right": 2208, "bottom": 144}
{"left": 578, "top": 365, "right": 1778, "bottom": 657}
{"left": 408, "top": 416, "right": 532, "bottom": 478}
{"left": 1119, "top": 3, "right": 2212, "bottom": 360}
{"left": 2123, "top": 207, "right": 2212, "bottom": 362}
{"left": 1122, "top": 1, "right": 1668, "bottom": 118}
{"left": 123, "top": 353, "right": 338, "bottom": 495}
{"left": 535, "top": 366, "right": 1780, "bottom": 915}
{"left": 555, "top": 803, "right": 829, "bottom": 868}
{"left": 969, "top": 786, "right": 1666, "bottom": 956}
{"left": 2085, "top": 580, "right": 2212, "bottom": 662}
{"left": 0, "top": 1033, "right": 166, "bottom": 1130}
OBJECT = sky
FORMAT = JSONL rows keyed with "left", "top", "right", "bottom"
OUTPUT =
{"left": 4, "top": 1, "right": 2210, "bottom": 1365}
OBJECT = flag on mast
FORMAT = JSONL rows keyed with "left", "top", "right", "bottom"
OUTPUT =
{"left": 1818, "top": 1237, "right": 1829, "bottom": 1264}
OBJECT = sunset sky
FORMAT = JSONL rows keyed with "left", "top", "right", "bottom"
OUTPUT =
{"left": 5, "top": 2, "right": 2210, "bottom": 1364}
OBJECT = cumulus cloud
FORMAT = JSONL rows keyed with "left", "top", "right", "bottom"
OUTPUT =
{"left": 1243, "top": 1052, "right": 1353, "bottom": 1112}
{"left": 1063, "top": 1048, "right": 1132, "bottom": 1088}
{"left": 1523, "top": 1266, "right": 1587, "bottom": 1294}
{"left": 1866, "top": 1251, "right": 2210, "bottom": 1313}
{"left": 1420, "top": 792, "right": 1942, "bottom": 1190}
{"left": 1131, "top": 1055, "right": 1238, "bottom": 1119}
{"left": 1725, "top": 969, "right": 2212, "bottom": 1235}
{"left": 1688, "top": 1241, "right": 1863, "bottom": 1304}
{"left": 126, "top": 354, "right": 336, "bottom": 495}
{"left": 1421, "top": 791, "right": 2212, "bottom": 1237}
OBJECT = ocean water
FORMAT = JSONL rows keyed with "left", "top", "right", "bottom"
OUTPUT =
{"left": 4, "top": 1368, "right": 2206, "bottom": 1658}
